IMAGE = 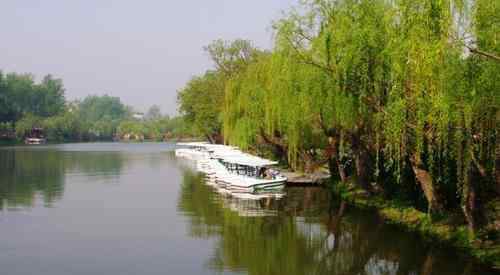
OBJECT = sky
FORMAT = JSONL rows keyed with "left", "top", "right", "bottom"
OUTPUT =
{"left": 0, "top": 0, "right": 297, "bottom": 115}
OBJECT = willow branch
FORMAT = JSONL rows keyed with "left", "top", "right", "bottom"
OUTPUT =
{"left": 450, "top": 33, "right": 500, "bottom": 62}
{"left": 284, "top": 35, "right": 334, "bottom": 74}
{"left": 467, "top": 46, "right": 500, "bottom": 62}
{"left": 471, "top": 150, "right": 488, "bottom": 178}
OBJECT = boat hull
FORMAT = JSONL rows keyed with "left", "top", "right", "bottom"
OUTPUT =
{"left": 175, "top": 145, "right": 288, "bottom": 195}
{"left": 25, "top": 138, "right": 46, "bottom": 145}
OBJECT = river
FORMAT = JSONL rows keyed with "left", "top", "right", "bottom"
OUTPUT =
{"left": 0, "top": 142, "right": 496, "bottom": 275}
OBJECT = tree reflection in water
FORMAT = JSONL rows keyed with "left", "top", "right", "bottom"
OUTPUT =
{"left": 177, "top": 168, "right": 495, "bottom": 275}
{"left": 0, "top": 148, "right": 125, "bottom": 210}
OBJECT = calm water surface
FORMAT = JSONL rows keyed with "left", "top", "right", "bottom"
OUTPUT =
{"left": 0, "top": 143, "right": 496, "bottom": 275}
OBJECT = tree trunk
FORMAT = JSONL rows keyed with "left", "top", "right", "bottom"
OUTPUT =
{"left": 327, "top": 156, "right": 338, "bottom": 180}
{"left": 337, "top": 159, "right": 348, "bottom": 182}
{"left": 410, "top": 154, "right": 443, "bottom": 214}
{"left": 327, "top": 157, "right": 348, "bottom": 183}
{"left": 258, "top": 128, "right": 288, "bottom": 163}
{"left": 205, "top": 133, "right": 215, "bottom": 144}
{"left": 351, "top": 133, "right": 371, "bottom": 191}
{"left": 318, "top": 113, "right": 349, "bottom": 183}
{"left": 457, "top": 123, "right": 477, "bottom": 235}
{"left": 326, "top": 136, "right": 348, "bottom": 183}
{"left": 462, "top": 166, "right": 476, "bottom": 235}
{"left": 420, "top": 250, "right": 435, "bottom": 275}
{"left": 355, "top": 150, "right": 371, "bottom": 190}
{"left": 496, "top": 133, "right": 500, "bottom": 195}
{"left": 301, "top": 149, "right": 317, "bottom": 173}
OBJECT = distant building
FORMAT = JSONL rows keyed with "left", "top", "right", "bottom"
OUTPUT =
{"left": 133, "top": 112, "right": 144, "bottom": 120}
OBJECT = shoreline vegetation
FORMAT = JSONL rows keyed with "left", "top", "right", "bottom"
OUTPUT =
{"left": 175, "top": 0, "right": 499, "bottom": 270}
{"left": 331, "top": 182, "right": 500, "bottom": 269}
{"left": 0, "top": 73, "right": 199, "bottom": 144}
{"left": 1, "top": 0, "right": 498, "bottom": 271}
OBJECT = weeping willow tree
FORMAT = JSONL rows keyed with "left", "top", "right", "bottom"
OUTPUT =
{"left": 222, "top": 53, "right": 270, "bottom": 150}
{"left": 178, "top": 39, "right": 262, "bottom": 143}
{"left": 381, "top": 0, "right": 499, "bottom": 231}
{"left": 179, "top": 0, "right": 499, "bottom": 236}
{"left": 381, "top": 0, "right": 465, "bottom": 214}
{"left": 250, "top": 0, "right": 497, "bottom": 232}
{"left": 223, "top": 45, "right": 332, "bottom": 170}
{"left": 257, "top": 0, "right": 394, "bottom": 190}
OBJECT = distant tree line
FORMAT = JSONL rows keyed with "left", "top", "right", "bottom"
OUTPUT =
{"left": 0, "top": 72, "right": 193, "bottom": 142}
{"left": 178, "top": 0, "right": 499, "bottom": 238}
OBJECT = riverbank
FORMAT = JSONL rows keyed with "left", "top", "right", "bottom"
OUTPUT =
{"left": 330, "top": 183, "right": 500, "bottom": 270}
{"left": 281, "top": 170, "right": 330, "bottom": 185}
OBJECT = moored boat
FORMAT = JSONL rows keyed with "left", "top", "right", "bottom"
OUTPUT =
{"left": 24, "top": 127, "right": 46, "bottom": 145}
{"left": 175, "top": 142, "right": 287, "bottom": 194}
{"left": 25, "top": 137, "right": 46, "bottom": 145}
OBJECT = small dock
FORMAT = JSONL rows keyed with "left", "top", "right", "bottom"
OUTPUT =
{"left": 282, "top": 171, "right": 330, "bottom": 185}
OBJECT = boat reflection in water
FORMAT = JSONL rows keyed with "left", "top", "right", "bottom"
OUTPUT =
{"left": 176, "top": 142, "right": 287, "bottom": 218}
{"left": 209, "top": 180, "right": 284, "bottom": 217}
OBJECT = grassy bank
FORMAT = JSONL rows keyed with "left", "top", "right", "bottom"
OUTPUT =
{"left": 329, "top": 183, "right": 500, "bottom": 270}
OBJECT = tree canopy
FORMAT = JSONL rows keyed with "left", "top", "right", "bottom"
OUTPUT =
{"left": 0, "top": 72, "right": 65, "bottom": 123}
{"left": 0, "top": 71, "right": 190, "bottom": 142}
{"left": 178, "top": 0, "right": 500, "bottom": 237}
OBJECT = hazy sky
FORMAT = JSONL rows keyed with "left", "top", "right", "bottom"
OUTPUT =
{"left": 0, "top": 0, "right": 296, "bottom": 115}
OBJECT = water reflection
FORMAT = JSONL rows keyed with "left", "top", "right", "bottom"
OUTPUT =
{"left": 178, "top": 169, "right": 496, "bottom": 275}
{"left": 0, "top": 143, "right": 495, "bottom": 275}
{"left": 208, "top": 181, "right": 284, "bottom": 217}
{"left": 0, "top": 149, "right": 66, "bottom": 208}
{"left": 0, "top": 146, "right": 125, "bottom": 210}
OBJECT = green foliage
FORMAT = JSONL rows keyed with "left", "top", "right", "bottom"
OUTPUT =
{"left": 162, "top": 116, "right": 194, "bottom": 138}
{"left": 42, "top": 111, "right": 82, "bottom": 141}
{"left": 179, "top": 40, "right": 267, "bottom": 143}
{"left": 66, "top": 94, "right": 130, "bottom": 140}
{"left": 204, "top": 39, "right": 261, "bottom": 77}
{"left": 0, "top": 72, "right": 65, "bottom": 123}
{"left": 0, "top": 122, "right": 13, "bottom": 133}
{"left": 116, "top": 115, "right": 194, "bottom": 141}
{"left": 179, "top": 0, "right": 499, "bottom": 237}
{"left": 77, "top": 94, "right": 129, "bottom": 123}
{"left": 177, "top": 71, "right": 225, "bottom": 141}
{"left": 15, "top": 114, "right": 43, "bottom": 139}
{"left": 0, "top": 69, "right": 193, "bottom": 142}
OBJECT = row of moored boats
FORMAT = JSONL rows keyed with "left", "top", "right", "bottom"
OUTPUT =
{"left": 175, "top": 142, "right": 287, "bottom": 194}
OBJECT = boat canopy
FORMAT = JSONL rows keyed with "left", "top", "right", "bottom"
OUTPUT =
{"left": 177, "top": 142, "right": 209, "bottom": 146}
{"left": 221, "top": 155, "right": 278, "bottom": 167}
{"left": 176, "top": 142, "right": 278, "bottom": 167}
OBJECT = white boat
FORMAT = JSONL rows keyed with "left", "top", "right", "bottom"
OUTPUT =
{"left": 175, "top": 142, "right": 287, "bottom": 194}
{"left": 24, "top": 127, "right": 46, "bottom": 144}
{"left": 25, "top": 137, "right": 46, "bottom": 145}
